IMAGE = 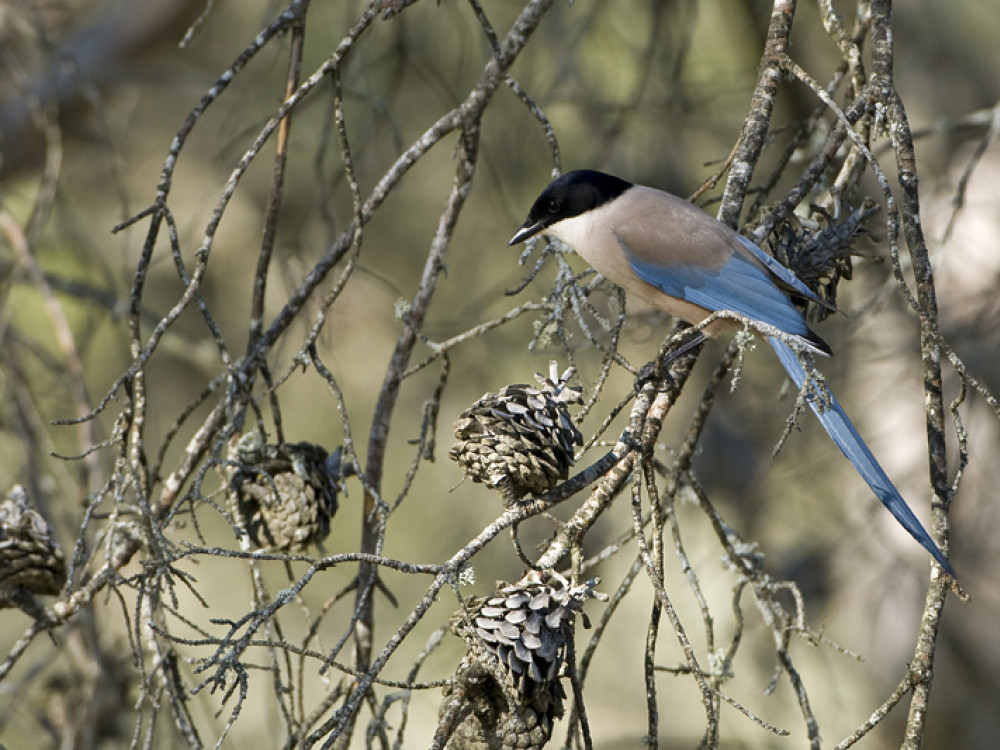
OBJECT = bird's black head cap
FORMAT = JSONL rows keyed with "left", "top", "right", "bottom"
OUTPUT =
{"left": 509, "top": 170, "right": 633, "bottom": 245}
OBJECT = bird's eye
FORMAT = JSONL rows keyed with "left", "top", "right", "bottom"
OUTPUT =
{"left": 546, "top": 199, "right": 561, "bottom": 214}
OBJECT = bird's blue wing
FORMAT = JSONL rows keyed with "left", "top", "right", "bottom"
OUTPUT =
{"left": 621, "top": 237, "right": 815, "bottom": 342}
{"left": 769, "top": 336, "right": 955, "bottom": 576}
{"left": 732, "top": 234, "right": 827, "bottom": 306}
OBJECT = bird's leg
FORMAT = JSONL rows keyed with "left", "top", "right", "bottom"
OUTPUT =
{"left": 635, "top": 331, "right": 707, "bottom": 389}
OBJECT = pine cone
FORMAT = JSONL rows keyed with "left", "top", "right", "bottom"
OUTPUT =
{"left": 0, "top": 485, "right": 66, "bottom": 616}
{"left": 439, "top": 655, "right": 560, "bottom": 750}
{"left": 450, "top": 362, "right": 583, "bottom": 504}
{"left": 440, "top": 576, "right": 602, "bottom": 749}
{"left": 226, "top": 432, "right": 351, "bottom": 551}
{"left": 772, "top": 198, "right": 878, "bottom": 320}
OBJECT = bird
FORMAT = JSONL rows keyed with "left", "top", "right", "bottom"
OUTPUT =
{"left": 509, "top": 169, "right": 955, "bottom": 577}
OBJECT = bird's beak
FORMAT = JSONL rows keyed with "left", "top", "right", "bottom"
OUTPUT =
{"left": 508, "top": 221, "right": 543, "bottom": 246}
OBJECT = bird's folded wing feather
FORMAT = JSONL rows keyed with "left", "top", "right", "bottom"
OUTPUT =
{"left": 617, "top": 228, "right": 815, "bottom": 341}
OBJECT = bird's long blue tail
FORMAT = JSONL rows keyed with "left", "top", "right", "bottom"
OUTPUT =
{"left": 767, "top": 336, "right": 955, "bottom": 577}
